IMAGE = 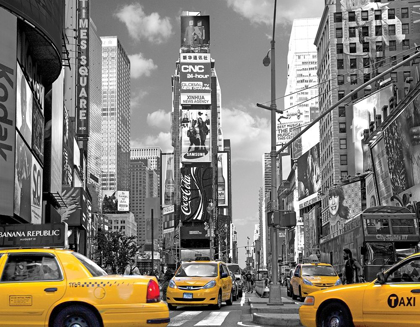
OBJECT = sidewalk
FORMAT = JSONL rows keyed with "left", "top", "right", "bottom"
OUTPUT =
{"left": 240, "top": 288, "right": 304, "bottom": 327}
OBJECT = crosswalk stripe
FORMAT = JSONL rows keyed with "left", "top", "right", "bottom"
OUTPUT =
{"left": 169, "top": 311, "right": 203, "bottom": 326}
{"left": 194, "top": 311, "right": 230, "bottom": 326}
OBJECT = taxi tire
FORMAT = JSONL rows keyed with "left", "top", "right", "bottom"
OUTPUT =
{"left": 168, "top": 303, "right": 176, "bottom": 311}
{"left": 291, "top": 288, "right": 297, "bottom": 300}
{"left": 226, "top": 291, "right": 233, "bottom": 305}
{"left": 319, "top": 302, "right": 352, "bottom": 327}
{"left": 52, "top": 305, "right": 100, "bottom": 327}
{"left": 212, "top": 291, "right": 222, "bottom": 310}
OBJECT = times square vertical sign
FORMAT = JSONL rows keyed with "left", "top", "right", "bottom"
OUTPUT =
{"left": 77, "top": 0, "right": 89, "bottom": 137}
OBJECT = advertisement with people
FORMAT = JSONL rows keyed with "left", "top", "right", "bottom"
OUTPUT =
{"left": 181, "top": 109, "right": 211, "bottom": 163}
{"left": 180, "top": 15, "right": 210, "bottom": 47}
{"left": 297, "top": 143, "right": 321, "bottom": 200}
{"left": 14, "top": 132, "right": 32, "bottom": 222}
{"left": 180, "top": 166, "right": 212, "bottom": 222}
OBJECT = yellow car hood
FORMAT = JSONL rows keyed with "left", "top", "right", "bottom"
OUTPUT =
{"left": 172, "top": 276, "right": 215, "bottom": 286}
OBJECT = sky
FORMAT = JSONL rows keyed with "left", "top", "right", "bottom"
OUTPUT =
{"left": 90, "top": 0, "right": 325, "bottom": 268}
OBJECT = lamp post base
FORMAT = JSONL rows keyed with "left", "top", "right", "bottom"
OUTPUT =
{"left": 268, "top": 283, "right": 283, "bottom": 305}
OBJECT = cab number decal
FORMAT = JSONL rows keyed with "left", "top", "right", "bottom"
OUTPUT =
{"left": 69, "top": 282, "right": 81, "bottom": 288}
{"left": 388, "top": 294, "right": 416, "bottom": 308}
{"left": 9, "top": 295, "right": 32, "bottom": 306}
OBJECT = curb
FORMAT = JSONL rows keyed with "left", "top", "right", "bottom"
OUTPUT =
{"left": 253, "top": 313, "right": 303, "bottom": 326}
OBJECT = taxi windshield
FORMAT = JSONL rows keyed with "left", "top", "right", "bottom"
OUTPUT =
{"left": 302, "top": 265, "right": 337, "bottom": 277}
{"left": 176, "top": 263, "right": 218, "bottom": 277}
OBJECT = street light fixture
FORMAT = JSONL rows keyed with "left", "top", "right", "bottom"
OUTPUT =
{"left": 256, "top": 0, "right": 282, "bottom": 305}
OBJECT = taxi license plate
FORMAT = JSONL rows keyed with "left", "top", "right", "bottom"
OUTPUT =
{"left": 183, "top": 293, "right": 193, "bottom": 299}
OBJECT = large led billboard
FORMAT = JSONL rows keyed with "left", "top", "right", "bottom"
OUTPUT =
{"left": 352, "top": 85, "right": 393, "bottom": 174}
{"left": 217, "top": 152, "right": 229, "bottom": 207}
{"left": 162, "top": 153, "right": 175, "bottom": 208}
{"left": 179, "top": 53, "right": 211, "bottom": 105}
{"left": 181, "top": 109, "right": 211, "bottom": 163}
{"left": 297, "top": 143, "right": 321, "bottom": 201}
{"left": 0, "top": 9, "right": 17, "bottom": 217}
{"left": 180, "top": 16, "right": 210, "bottom": 48}
{"left": 180, "top": 166, "right": 212, "bottom": 222}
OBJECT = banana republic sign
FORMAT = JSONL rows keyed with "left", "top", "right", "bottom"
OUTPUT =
{"left": 0, "top": 223, "right": 68, "bottom": 247}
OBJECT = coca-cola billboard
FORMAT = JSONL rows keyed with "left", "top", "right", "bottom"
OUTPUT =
{"left": 180, "top": 166, "right": 212, "bottom": 222}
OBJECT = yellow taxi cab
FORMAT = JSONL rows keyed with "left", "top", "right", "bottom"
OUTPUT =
{"left": 166, "top": 259, "right": 233, "bottom": 310}
{"left": 300, "top": 252, "right": 420, "bottom": 327}
{"left": 290, "top": 262, "right": 341, "bottom": 301}
{"left": 0, "top": 248, "right": 169, "bottom": 327}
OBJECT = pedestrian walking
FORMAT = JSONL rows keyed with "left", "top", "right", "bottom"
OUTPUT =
{"left": 342, "top": 248, "right": 364, "bottom": 284}
{"left": 124, "top": 259, "right": 140, "bottom": 275}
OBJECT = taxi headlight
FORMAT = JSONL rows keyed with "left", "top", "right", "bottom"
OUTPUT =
{"left": 303, "top": 296, "right": 315, "bottom": 306}
{"left": 169, "top": 280, "right": 177, "bottom": 289}
{"left": 335, "top": 279, "right": 342, "bottom": 286}
{"left": 203, "top": 280, "right": 216, "bottom": 289}
{"left": 303, "top": 278, "right": 313, "bottom": 286}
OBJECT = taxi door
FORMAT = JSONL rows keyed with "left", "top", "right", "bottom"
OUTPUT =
{"left": 362, "top": 256, "right": 420, "bottom": 327}
{"left": 220, "top": 264, "right": 232, "bottom": 301}
{"left": 0, "top": 252, "right": 66, "bottom": 326}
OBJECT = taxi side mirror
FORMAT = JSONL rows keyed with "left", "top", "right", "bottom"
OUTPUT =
{"left": 376, "top": 271, "right": 386, "bottom": 284}
{"left": 221, "top": 272, "right": 228, "bottom": 278}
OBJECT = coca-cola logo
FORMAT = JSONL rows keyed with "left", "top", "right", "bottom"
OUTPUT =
{"left": 181, "top": 174, "right": 192, "bottom": 216}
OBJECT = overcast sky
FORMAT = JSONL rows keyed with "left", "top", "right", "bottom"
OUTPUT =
{"left": 90, "top": 0, "right": 324, "bottom": 267}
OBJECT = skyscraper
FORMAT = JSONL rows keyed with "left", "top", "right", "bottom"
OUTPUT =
{"left": 101, "top": 36, "right": 131, "bottom": 196}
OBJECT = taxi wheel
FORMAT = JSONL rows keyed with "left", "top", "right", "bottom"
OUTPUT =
{"left": 52, "top": 305, "right": 100, "bottom": 327}
{"left": 167, "top": 303, "right": 176, "bottom": 311}
{"left": 226, "top": 291, "right": 233, "bottom": 305}
{"left": 320, "top": 302, "right": 352, "bottom": 327}
{"left": 213, "top": 291, "right": 222, "bottom": 310}
{"left": 291, "top": 288, "right": 297, "bottom": 300}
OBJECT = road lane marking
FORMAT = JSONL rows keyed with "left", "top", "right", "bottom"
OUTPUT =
{"left": 194, "top": 311, "right": 230, "bottom": 326}
{"left": 169, "top": 311, "right": 202, "bottom": 326}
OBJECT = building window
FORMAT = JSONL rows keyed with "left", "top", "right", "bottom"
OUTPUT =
{"left": 363, "top": 57, "right": 370, "bottom": 68}
{"left": 391, "top": 56, "right": 397, "bottom": 66}
{"left": 338, "top": 90, "right": 345, "bottom": 100}
{"left": 350, "top": 43, "right": 356, "bottom": 53}
{"left": 389, "top": 40, "right": 396, "bottom": 51}
{"left": 375, "top": 25, "right": 382, "bottom": 36}
{"left": 340, "top": 155, "right": 348, "bottom": 165}
{"left": 340, "top": 138, "right": 347, "bottom": 149}
{"left": 337, "top": 43, "right": 343, "bottom": 54}
{"left": 339, "top": 123, "right": 346, "bottom": 133}
{"left": 364, "top": 73, "right": 371, "bottom": 83}
{"left": 362, "top": 26, "right": 369, "bottom": 37}
{"left": 334, "top": 12, "right": 342, "bottom": 22}
{"left": 337, "top": 59, "right": 344, "bottom": 69}
{"left": 349, "top": 27, "right": 356, "bottom": 38}
{"left": 363, "top": 42, "right": 369, "bottom": 52}
{"left": 391, "top": 72, "right": 397, "bottom": 82}
{"left": 388, "top": 9, "right": 395, "bottom": 19}
{"left": 389, "top": 24, "right": 395, "bottom": 36}
{"left": 402, "top": 39, "right": 410, "bottom": 50}
{"left": 351, "top": 74, "right": 358, "bottom": 85}
{"left": 402, "top": 8, "right": 409, "bottom": 19}
{"left": 348, "top": 11, "right": 356, "bottom": 21}
{"left": 361, "top": 11, "right": 368, "bottom": 21}
{"left": 375, "top": 10, "right": 382, "bottom": 20}
{"left": 341, "top": 171, "right": 348, "bottom": 180}
{"left": 350, "top": 58, "right": 357, "bottom": 69}
{"left": 403, "top": 55, "right": 410, "bottom": 66}
{"left": 351, "top": 91, "right": 358, "bottom": 100}
{"left": 376, "top": 41, "right": 383, "bottom": 52}
{"left": 338, "top": 75, "right": 344, "bottom": 85}
{"left": 403, "top": 71, "right": 411, "bottom": 82}
{"left": 339, "top": 106, "right": 346, "bottom": 117}
{"left": 402, "top": 23, "right": 409, "bottom": 34}
{"left": 336, "top": 28, "right": 343, "bottom": 38}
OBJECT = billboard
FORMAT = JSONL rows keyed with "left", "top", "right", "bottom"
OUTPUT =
{"left": 297, "top": 143, "right": 321, "bottom": 200}
{"left": 31, "top": 156, "right": 43, "bottom": 224}
{"left": 365, "top": 173, "right": 378, "bottom": 208}
{"left": 76, "top": 0, "right": 89, "bottom": 137}
{"left": 102, "top": 190, "right": 118, "bottom": 213}
{"left": 180, "top": 166, "right": 213, "bottom": 222}
{"left": 383, "top": 90, "right": 420, "bottom": 196}
{"left": 0, "top": 9, "right": 17, "bottom": 217}
{"left": 32, "top": 99, "right": 44, "bottom": 164}
{"left": 117, "top": 191, "right": 129, "bottom": 212}
{"left": 352, "top": 85, "right": 394, "bottom": 174}
{"left": 59, "top": 187, "right": 88, "bottom": 229}
{"left": 179, "top": 53, "right": 211, "bottom": 105}
{"left": 181, "top": 225, "right": 207, "bottom": 240}
{"left": 217, "top": 152, "right": 228, "bottom": 207}
{"left": 370, "top": 137, "right": 392, "bottom": 205}
{"left": 14, "top": 132, "right": 31, "bottom": 222}
{"left": 162, "top": 153, "right": 175, "bottom": 207}
{"left": 180, "top": 15, "right": 210, "bottom": 48}
{"left": 16, "top": 64, "right": 32, "bottom": 148}
{"left": 181, "top": 109, "right": 211, "bottom": 163}
{"left": 325, "top": 182, "right": 363, "bottom": 236}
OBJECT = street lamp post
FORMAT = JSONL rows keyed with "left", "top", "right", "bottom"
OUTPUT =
{"left": 257, "top": 0, "right": 282, "bottom": 305}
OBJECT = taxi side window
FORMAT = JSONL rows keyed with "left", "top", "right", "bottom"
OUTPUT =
{"left": 388, "top": 258, "right": 420, "bottom": 283}
{"left": 221, "top": 265, "right": 229, "bottom": 276}
{"left": 1, "top": 254, "right": 61, "bottom": 282}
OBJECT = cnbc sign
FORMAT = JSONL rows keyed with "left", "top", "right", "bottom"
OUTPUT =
{"left": 179, "top": 53, "right": 211, "bottom": 105}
